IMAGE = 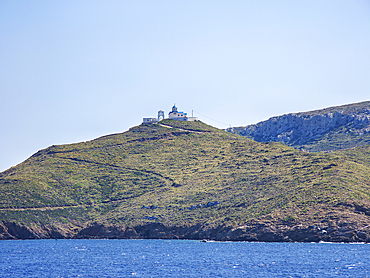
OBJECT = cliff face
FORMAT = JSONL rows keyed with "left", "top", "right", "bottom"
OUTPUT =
{"left": 227, "top": 101, "right": 370, "bottom": 152}
{"left": 3, "top": 216, "right": 370, "bottom": 243}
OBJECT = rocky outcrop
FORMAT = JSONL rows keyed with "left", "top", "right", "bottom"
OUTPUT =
{"left": 0, "top": 221, "right": 80, "bottom": 240}
{"left": 227, "top": 102, "right": 370, "bottom": 151}
{"left": 2, "top": 219, "right": 370, "bottom": 242}
{"left": 0, "top": 221, "right": 37, "bottom": 240}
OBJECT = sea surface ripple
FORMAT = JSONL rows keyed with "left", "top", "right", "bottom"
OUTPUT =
{"left": 1, "top": 239, "right": 370, "bottom": 277}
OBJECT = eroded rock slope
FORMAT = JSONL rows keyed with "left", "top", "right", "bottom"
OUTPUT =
{"left": 227, "top": 101, "right": 370, "bottom": 152}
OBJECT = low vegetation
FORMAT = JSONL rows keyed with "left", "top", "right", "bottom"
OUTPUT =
{"left": 1, "top": 120, "right": 370, "bottom": 239}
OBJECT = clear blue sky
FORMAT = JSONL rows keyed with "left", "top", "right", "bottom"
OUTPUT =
{"left": 1, "top": 1, "right": 370, "bottom": 172}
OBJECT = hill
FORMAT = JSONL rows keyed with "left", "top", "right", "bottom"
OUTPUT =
{"left": 1, "top": 119, "right": 370, "bottom": 242}
{"left": 227, "top": 101, "right": 370, "bottom": 152}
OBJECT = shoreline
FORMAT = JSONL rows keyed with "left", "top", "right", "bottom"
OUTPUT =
{"left": 1, "top": 221, "right": 369, "bottom": 243}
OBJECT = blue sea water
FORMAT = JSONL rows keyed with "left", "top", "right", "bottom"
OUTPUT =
{"left": 1, "top": 239, "right": 369, "bottom": 277}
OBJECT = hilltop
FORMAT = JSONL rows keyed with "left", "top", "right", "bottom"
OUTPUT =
{"left": 227, "top": 101, "right": 370, "bottom": 152}
{"left": 1, "top": 119, "right": 370, "bottom": 242}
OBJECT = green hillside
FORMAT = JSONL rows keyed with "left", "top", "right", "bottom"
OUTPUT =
{"left": 1, "top": 120, "right": 370, "bottom": 242}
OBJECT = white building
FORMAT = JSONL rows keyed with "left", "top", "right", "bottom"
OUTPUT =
{"left": 168, "top": 104, "right": 187, "bottom": 120}
{"left": 168, "top": 104, "right": 198, "bottom": 121}
{"left": 142, "top": 118, "right": 158, "bottom": 124}
{"left": 142, "top": 104, "right": 198, "bottom": 124}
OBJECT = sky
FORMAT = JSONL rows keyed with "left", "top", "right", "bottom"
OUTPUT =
{"left": 1, "top": 0, "right": 370, "bottom": 172}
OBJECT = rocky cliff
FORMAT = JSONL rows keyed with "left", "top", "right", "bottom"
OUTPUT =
{"left": 2, "top": 215, "right": 370, "bottom": 242}
{"left": 227, "top": 101, "right": 370, "bottom": 152}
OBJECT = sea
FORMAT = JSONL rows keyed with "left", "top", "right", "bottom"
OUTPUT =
{"left": 1, "top": 239, "right": 369, "bottom": 277}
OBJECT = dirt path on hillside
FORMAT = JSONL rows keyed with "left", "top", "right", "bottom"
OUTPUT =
{"left": 0, "top": 204, "right": 80, "bottom": 211}
{"left": 0, "top": 197, "right": 129, "bottom": 212}
{"left": 158, "top": 124, "right": 205, "bottom": 134}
